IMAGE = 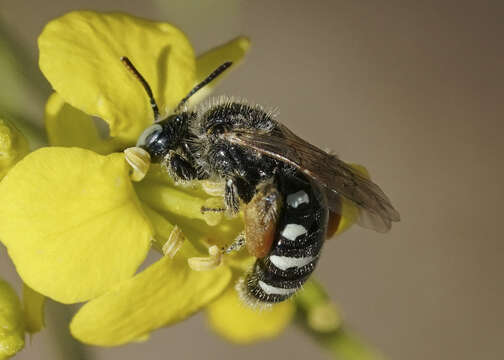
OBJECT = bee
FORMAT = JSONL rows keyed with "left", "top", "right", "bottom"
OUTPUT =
{"left": 121, "top": 57, "right": 400, "bottom": 305}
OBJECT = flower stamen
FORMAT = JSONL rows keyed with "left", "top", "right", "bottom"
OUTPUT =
{"left": 188, "top": 245, "right": 222, "bottom": 271}
{"left": 124, "top": 147, "right": 151, "bottom": 182}
{"left": 162, "top": 226, "right": 185, "bottom": 258}
{"left": 201, "top": 180, "right": 225, "bottom": 197}
{"left": 307, "top": 302, "right": 342, "bottom": 333}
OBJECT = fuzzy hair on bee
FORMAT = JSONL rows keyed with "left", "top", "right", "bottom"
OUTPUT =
{"left": 188, "top": 96, "right": 280, "bottom": 181}
{"left": 122, "top": 57, "right": 400, "bottom": 307}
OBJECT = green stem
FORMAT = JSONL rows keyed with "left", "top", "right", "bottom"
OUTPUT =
{"left": 46, "top": 301, "right": 91, "bottom": 360}
{"left": 297, "top": 321, "right": 385, "bottom": 360}
{"left": 295, "top": 280, "right": 385, "bottom": 360}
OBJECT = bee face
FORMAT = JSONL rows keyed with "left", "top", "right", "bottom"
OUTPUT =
{"left": 137, "top": 113, "right": 192, "bottom": 163}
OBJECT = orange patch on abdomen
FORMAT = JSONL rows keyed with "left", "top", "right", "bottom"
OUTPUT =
{"left": 326, "top": 211, "right": 341, "bottom": 239}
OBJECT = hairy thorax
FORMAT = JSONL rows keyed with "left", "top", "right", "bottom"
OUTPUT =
{"left": 189, "top": 98, "right": 280, "bottom": 183}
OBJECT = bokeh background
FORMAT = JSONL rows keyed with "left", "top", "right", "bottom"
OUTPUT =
{"left": 1, "top": 1, "right": 503, "bottom": 359}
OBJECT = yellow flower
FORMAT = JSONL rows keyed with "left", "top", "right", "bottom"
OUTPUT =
{"left": 0, "top": 117, "right": 29, "bottom": 180}
{"left": 0, "top": 10, "right": 363, "bottom": 348}
{"left": 0, "top": 117, "right": 45, "bottom": 355}
{"left": 0, "top": 278, "right": 25, "bottom": 360}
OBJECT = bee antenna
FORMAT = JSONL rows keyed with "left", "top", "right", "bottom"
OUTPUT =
{"left": 175, "top": 61, "right": 233, "bottom": 113}
{"left": 121, "top": 56, "right": 160, "bottom": 121}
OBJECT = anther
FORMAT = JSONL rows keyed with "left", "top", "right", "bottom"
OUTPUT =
{"left": 162, "top": 226, "right": 185, "bottom": 258}
{"left": 307, "top": 302, "right": 342, "bottom": 333}
{"left": 124, "top": 147, "right": 151, "bottom": 182}
{"left": 200, "top": 180, "right": 225, "bottom": 197}
{"left": 187, "top": 245, "right": 222, "bottom": 271}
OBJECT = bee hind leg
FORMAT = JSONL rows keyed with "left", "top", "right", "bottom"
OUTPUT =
{"left": 221, "top": 182, "right": 282, "bottom": 258}
{"left": 243, "top": 181, "right": 282, "bottom": 258}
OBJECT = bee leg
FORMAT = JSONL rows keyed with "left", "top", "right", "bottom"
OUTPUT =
{"left": 243, "top": 182, "right": 282, "bottom": 258}
{"left": 254, "top": 181, "right": 282, "bottom": 225}
{"left": 222, "top": 231, "right": 246, "bottom": 254}
{"left": 224, "top": 178, "right": 240, "bottom": 215}
{"left": 164, "top": 150, "right": 197, "bottom": 182}
{"left": 224, "top": 177, "right": 255, "bottom": 215}
{"left": 200, "top": 204, "right": 226, "bottom": 214}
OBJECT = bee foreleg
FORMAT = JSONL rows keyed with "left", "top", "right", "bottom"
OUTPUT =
{"left": 164, "top": 150, "right": 197, "bottom": 182}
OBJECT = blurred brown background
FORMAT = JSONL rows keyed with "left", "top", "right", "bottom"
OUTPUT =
{"left": 1, "top": 0, "right": 503, "bottom": 359}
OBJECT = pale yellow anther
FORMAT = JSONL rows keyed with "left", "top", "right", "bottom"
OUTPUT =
{"left": 187, "top": 245, "right": 222, "bottom": 271}
{"left": 162, "top": 226, "right": 185, "bottom": 258}
{"left": 201, "top": 180, "right": 225, "bottom": 197}
{"left": 307, "top": 302, "right": 342, "bottom": 333}
{"left": 124, "top": 147, "right": 151, "bottom": 182}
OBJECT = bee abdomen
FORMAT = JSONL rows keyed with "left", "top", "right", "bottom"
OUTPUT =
{"left": 239, "top": 171, "right": 328, "bottom": 305}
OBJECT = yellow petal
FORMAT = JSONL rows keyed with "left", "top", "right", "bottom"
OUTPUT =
{"left": 141, "top": 204, "right": 175, "bottom": 251}
{"left": 0, "top": 147, "right": 152, "bottom": 303}
{"left": 70, "top": 242, "right": 232, "bottom": 346}
{"left": 22, "top": 284, "right": 45, "bottom": 334}
{"left": 335, "top": 197, "right": 360, "bottom": 235}
{"left": 206, "top": 285, "right": 295, "bottom": 344}
{"left": 0, "top": 117, "right": 29, "bottom": 180}
{"left": 45, "top": 92, "right": 121, "bottom": 154}
{"left": 0, "top": 279, "right": 25, "bottom": 359}
{"left": 136, "top": 165, "right": 244, "bottom": 250}
{"left": 188, "top": 36, "right": 251, "bottom": 106}
{"left": 39, "top": 11, "right": 196, "bottom": 144}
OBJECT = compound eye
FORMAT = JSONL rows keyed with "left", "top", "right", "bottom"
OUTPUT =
{"left": 136, "top": 124, "right": 163, "bottom": 147}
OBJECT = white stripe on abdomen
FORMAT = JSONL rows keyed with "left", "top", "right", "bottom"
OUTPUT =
{"left": 270, "top": 255, "right": 315, "bottom": 270}
{"left": 258, "top": 281, "right": 298, "bottom": 296}
{"left": 286, "top": 190, "right": 309, "bottom": 208}
{"left": 281, "top": 223, "right": 307, "bottom": 241}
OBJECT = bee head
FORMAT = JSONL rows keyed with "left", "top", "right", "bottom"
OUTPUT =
{"left": 136, "top": 112, "right": 191, "bottom": 163}
{"left": 121, "top": 56, "right": 233, "bottom": 163}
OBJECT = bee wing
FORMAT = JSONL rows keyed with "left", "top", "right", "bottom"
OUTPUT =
{"left": 225, "top": 124, "right": 400, "bottom": 233}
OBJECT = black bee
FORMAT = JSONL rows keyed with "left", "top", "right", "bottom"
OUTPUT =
{"left": 122, "top": 57, "right": 400, "bottom": 305}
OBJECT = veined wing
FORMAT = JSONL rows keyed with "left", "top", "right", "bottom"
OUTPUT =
{"left": 224, "top": 124, "right": 400, "bottom": 233}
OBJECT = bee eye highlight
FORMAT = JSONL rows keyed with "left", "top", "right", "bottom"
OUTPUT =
{"left": 136, "top": 124, "right": 163, "bottom": 147}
